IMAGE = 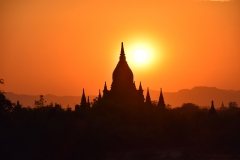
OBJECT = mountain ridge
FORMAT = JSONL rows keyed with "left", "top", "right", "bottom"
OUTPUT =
{"left": 5, "top": 86, "right": 240, "bottom": 109}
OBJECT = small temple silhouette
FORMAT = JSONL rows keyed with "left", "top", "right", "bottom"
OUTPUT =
{"left": 76, "top": 42, "right": 165, "bottom": 109}
{"left": 209, "top": 100, "right": 217, "bottom": 115}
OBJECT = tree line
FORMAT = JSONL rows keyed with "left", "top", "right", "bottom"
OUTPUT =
{"left": 1, "top": 80, "right": 240, "bottom": 159}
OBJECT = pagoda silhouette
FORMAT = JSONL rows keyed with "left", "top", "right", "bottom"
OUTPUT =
{"left": 102, "top": 42, "right": 145, "bottom": 106}
{"left": 77, "top": 42, "right": 166, "bottom": 108}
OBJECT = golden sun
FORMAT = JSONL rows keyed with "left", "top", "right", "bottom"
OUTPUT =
{"left": 134, "top": 49, "right": 148, "bottom": 63}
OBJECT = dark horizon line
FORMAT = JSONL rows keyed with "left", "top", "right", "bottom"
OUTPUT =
{"left": 4, "top": 85, "right": 240, "bottom": 96}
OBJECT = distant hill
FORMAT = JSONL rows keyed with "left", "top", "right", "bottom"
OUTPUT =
{"left": 149, "top": 86, "right": 240, "bottom": 108}
{"left": 5, "top": 86, "right": 240, "bottom": 109}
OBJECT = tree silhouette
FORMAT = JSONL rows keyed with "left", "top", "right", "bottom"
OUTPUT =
{"left": 0, "top": 79, "right": 13, "bottom": 116}
{"left": 14, "top": 100, "right": 22, "bottom": 111}
{"left": 0, "top": 91, "right": 13, "bottom": 116}
{"left": 179, "top": 103, "right": 200, "bottom": 115}
{"left": 228, "top": 101, "right": 238, "bottom": 108}
{"left": 34, "top": 95, "right": 45, "bottom": 108}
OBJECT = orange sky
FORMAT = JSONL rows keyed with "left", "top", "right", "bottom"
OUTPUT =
{"left": 1, "top": 0, "right": 240, "bottom": 96}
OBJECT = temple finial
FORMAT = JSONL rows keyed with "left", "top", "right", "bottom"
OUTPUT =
{"left": 209, "top": 100, "right": 217, "bottom": 115}
{"left": 139, "top": 81, "right": 143, "bottom": 90}
{"left": 145, "top": 87, "right": 152, "bottom": 106}
{"left": 120, "top": 42, "right": 126, "bottom": 61}
{"left": 146, "top": 87, "right": 150, "bottom": 96}
{"left": 104, "top": 81, "right": 107, "bottom": 90}
{"left": 80, "top": 88, "right": 87, "bottom": 107}
{"left": 98, "top": 89, "right": 102, "bottom": 99}
{"left": 158, "top": 88, "right": 166, "bottom": 108}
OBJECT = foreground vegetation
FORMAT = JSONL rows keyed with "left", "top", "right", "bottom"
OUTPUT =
{"left": 1, "top": 80, "right": 240, "bottom": 159}
{"left": 1, "top": 93, "right": 240, "bottom": 159}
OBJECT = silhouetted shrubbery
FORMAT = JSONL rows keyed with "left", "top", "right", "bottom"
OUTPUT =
{"left": 1, "top": 96, "right": 240, "bottom": 159}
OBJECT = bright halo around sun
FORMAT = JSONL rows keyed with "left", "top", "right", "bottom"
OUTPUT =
{"left": 134, "top": 49, "right": 148, "bottom": 63}
{"left": 127, "top": 40, "right": 157, "bottom": 68}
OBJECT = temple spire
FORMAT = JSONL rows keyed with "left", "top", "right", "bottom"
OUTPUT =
{"left": 120, "top": 42, "right": 126, "bottom": 61}
{"left": 209, "top": 100, "right": 217, "bottom": 115}
{"left": 145, "top": 87, "right": 152, "bottom": 106}
{"left": 87, "top": 96, "right": 90, "bottom": 107}
{"left": 104, "top": 82, "right": 107, "bottom": 91}
{"left": 220, "top": 102, "right": 226, "bottom": 110}
{"left": 139, "top": 81, "right": 143, "bottom": 91}
{"left": 98, "top": 89, "right": 102, "bottom": 99}
{"left": 158, "top": 88, "right": 166, "bottom": 109}
{"left": 80, "top": 88, "right": 87, "bottom": 107}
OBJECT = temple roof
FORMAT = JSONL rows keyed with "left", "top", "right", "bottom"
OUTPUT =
{"left": 112, "top": 42, "right": 134, "bottom": 85}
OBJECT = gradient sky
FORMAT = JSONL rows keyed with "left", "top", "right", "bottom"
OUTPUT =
{"left": 1, "top": 0, "right": 240, "bottom": 96}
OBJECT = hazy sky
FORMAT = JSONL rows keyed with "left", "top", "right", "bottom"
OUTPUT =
{"left": 1, "top": 0, "right": 240, "bottom": 96}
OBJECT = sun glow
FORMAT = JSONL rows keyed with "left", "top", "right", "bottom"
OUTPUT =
{"left": 134, "top": 49, "right": 148, "bottom": 63}
{"left": 128, "top": 43, "right": 154, "bottom": 67}
{"left": 123, "top": 36, "right": 162, "bottom": 70}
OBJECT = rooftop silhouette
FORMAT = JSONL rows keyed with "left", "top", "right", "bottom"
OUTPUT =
{"left": 78, "top": 42, "right": 166, "bottom": 107}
